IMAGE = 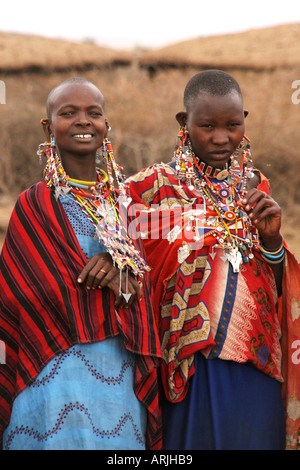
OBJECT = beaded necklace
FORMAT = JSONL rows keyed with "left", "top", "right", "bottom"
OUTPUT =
{"left": 174, "top": 130, "right": 260, "bottom": 272}
{"left": 40, "top": 137, "right": 149, "bottom": 280}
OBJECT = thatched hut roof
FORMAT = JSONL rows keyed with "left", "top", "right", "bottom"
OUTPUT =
{"left": 0, "top": 32, "right": 132, "bottom": 73}
{"left": 139, "top": 24, "right": 300, "bottom": 72}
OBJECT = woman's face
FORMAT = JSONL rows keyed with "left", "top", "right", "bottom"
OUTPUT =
{"left": 184, "top": 91, "right": 246, "bottom": 168}
{"left": 47, "top": 82, "right": 108, "bottom": 161}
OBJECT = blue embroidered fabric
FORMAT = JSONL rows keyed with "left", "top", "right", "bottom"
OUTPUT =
{"left": 59, "top": 195, "right": 107, "bottom": 257}
{"left": 3, "top": 196, "right": 146, "bottom": 450}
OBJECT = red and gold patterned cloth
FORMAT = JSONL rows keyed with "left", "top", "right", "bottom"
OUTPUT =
{"left": 128, "top": 163, "right": 300, "bottom": 450}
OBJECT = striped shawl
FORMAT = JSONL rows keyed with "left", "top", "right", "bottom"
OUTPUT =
{"left": 0, "top": 181, "right": 162, "bottom": 450}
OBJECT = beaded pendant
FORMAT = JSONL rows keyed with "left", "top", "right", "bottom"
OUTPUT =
{"left": 173, "top": 128, "right": 260, "bottom": 271}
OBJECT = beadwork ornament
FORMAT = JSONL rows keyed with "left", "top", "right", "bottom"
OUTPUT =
{"left": 173, "top": 127, "right": 260, "bottom": 271}
{"left": 38, "top": 136, "right": 149, "bottom": 280}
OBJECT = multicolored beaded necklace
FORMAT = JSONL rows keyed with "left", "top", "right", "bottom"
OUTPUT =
{"left": 39, "top": 137, "right": 149, "bottom": 280}
{"left": 173, "top": 128, "right": 260, "bottom": 272}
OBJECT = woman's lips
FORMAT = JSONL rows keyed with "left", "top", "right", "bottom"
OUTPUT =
{"left": 72, "top": 133, "right": 94, "bottom": 141}
{"left": 209, "top": 150, "right": 231, "bottom": 160}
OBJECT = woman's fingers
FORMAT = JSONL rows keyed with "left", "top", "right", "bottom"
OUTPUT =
{"left": 78, "top": 253, "right": 143, "bottom": 307}
{"left": 108, "top": 274, "right": 143, "bottom": 307}
{"left": 78, "top": 253, "right": 116, "bottom": 289}
{"left": 238, "top": 189, "right": 281, "bottom": 237}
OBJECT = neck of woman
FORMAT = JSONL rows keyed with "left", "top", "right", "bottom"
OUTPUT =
{"left": 60, "top": 153, "right": 98, "bottom": 182}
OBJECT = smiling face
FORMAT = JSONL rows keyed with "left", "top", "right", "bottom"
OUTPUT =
{"left": 178, "top": 90, "right": 246, "bottom": 168}
{"left": 46, "top": 81, "right": 108, "bottom": 162}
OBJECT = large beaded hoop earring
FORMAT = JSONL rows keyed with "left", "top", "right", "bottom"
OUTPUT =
{"left": 37, "top": 135, "right": 56, "bottom": 164}
{"left": 96, "top": 125, "right": 112, "bottom": 165}
{"left": 95, "top": 144, "right": 107, "bottom": 164}
{"left": 174, "top": 126, "right": 196, "bottom": 189}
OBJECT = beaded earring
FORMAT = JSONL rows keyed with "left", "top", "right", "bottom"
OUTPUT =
{"left": 95, "top": 125, "right": 112, "bottom": 165}
{"left": 227, "top": 135, "right": 255, "bottom": 199}
{"left": 95, "top": 144, "right": 107, "bottom": 165}
{"left": 230, "top": 135, "right": 254, "bottom": 176}
{"left": 102, "top": 137, "right": 127, "bottom": 197}
{"left": 37, "top": 136, "right": 55, "bottom": 165}
{"left": 173, "top": 126, "right": 196, "bottom": 189}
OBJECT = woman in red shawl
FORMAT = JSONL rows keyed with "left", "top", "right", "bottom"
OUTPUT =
{"left": 0, "top": 78, "right": 162, "bottom": 450}
{"left": 128, "top": 70, "right": 300, "bottom": 450}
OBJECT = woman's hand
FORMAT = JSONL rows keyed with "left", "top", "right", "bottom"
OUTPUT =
{"left": 77, "top": 253, "right": 142, "bottom": 307}
{"left": 238, "top": 189, "right": 284, "bottom": 296}
{"left": 237, "top": 189, "right": 282, "bottom": 248}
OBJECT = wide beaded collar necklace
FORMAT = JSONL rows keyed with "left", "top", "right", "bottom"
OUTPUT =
{"left": 172, "top": 133, "right": 260, "bottom": 272}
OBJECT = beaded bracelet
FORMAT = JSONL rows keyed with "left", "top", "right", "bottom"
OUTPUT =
{"left": 261, "top": 248, "right": 285, "bottom": 259}
{"left": 260, "top": 252, "right": 285, "bottom": 264}
{"left": 260, "top": 247, "right": 285, "bottom": 264}
{"left": 259, "top": 239, "right": 285, "bottom": 264}
{"left": 260, "top": 240, "right": 284, "bottom": 255}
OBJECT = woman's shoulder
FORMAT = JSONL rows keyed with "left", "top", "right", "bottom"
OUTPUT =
{"left": 246, "top": 169, "right": 270, "bottom": 194}
{"left": 126, "top": 163, "right": 178, "bottom": 207}
{"left": 17, "top": 181, "right": 46, "bottom": 204}
{"left": 127, "top": 162, "right": 176, "bottom": 184}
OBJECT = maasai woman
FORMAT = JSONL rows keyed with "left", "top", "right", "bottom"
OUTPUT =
{"left": 128, "top": 70, "right": 300, "bottom": 450}
{"left": 0, "top": 78, "right": 162, "bottom": 450}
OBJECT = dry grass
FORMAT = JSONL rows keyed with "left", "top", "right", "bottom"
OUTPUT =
{"left": 0, "top": 32, "right": 131, "bottom": 71}
{"left": 139, "top": 24, "right": 300, "bottom": 70}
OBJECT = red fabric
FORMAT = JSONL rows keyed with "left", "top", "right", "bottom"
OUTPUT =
{"left": 280, "top": 243, "right": 300, "bottom": 449}
{"left": 129, "top": 169, "right": 271, "bottom": 327}
{"left": 129, "top": 164, "right": 300, "bottom": 449}
{"left": 0, "top": 181, "right": 162, "bottom": 449}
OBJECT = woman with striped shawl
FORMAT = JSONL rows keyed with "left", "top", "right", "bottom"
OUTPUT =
{"left": 0, "top": 78, "right": 162, "bottom": 450}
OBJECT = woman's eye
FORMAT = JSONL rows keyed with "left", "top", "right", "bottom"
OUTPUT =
{"left": 90, "top": 112, "right": 102, "bottom": 116}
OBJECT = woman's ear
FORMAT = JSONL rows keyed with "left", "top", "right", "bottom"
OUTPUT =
{"left": 176, "top": 111, "right": 187, "bottom": 127}
{"left": 40, "top": 118, "right": 52, "bottom": 140}
{"left": 104, "top": 120, "right": 111, "bottom": 138}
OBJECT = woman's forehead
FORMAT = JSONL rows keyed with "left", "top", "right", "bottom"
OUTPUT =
{"left": 188, "top": 91, "right": 244, "bottom": 118}
{"left": 49, "top": 82, "right": 104, "bottom": 113}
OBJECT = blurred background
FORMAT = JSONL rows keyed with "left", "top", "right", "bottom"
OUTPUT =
{"left": 0, "top": 0, "right": 300, "bottom": 260}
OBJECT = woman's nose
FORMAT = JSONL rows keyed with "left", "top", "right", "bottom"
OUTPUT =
{"left": 212, "top": 129, "right": 229, "bottom": 145}
{"left": 75, "top": 112, "right": 91, "bottom": 125}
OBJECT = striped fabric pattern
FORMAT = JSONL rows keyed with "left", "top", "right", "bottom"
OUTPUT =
{"left": 0, "top": 181, "right": 162, "bottom": 450}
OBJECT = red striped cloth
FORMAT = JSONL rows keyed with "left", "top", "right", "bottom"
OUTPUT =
{"left": 0, "top": 181, "right": 162, "bottom": 450}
